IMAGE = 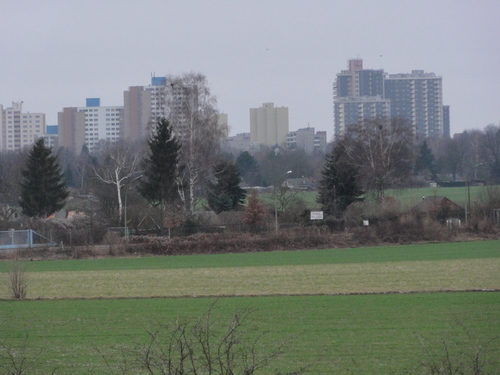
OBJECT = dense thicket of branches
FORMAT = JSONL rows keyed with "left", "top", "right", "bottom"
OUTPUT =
{"left": 480, "top": 124, "right": 500, "bottom": 183}
{"left": 337, "top": 117, "right": 414, "bottom": 198}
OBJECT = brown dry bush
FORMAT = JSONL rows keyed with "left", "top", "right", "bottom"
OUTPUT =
{"left": 373, "top": 213, "right": 453, "bottom": 244}
{"left": 470, "top": 185, "right": 500, "bottom": 233}
{"left": 5, "top": 259, "right": 29, "bottom": 300}
{"left": 124, "top": 228, "right": 356, "bottom": 256}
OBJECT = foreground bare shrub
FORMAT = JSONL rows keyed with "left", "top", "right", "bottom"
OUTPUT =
{"left": 411, "top": 322, "right": 499, "bottom": 375}
{"left": 0, "top": 333, "right": 48, "bottom": 375}
{"left": 100, "top": 301, "right": 311, "bottom": 374}
{"left": 5, "top": 259, "right": 29, "bottom": 300}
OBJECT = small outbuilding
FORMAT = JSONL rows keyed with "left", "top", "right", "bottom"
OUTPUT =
{"left": 412, "top": 196, "right": 464, "bottom": 224}
{"left": 284, "top": 177, "right": 316, "bottom": 191}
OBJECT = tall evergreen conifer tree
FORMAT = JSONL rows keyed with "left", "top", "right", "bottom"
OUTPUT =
{"left": 19, "top": 138, "right": 69, "bottom": 218}
{"left": 139, "top": 118, "right": 181, "bottom": 228}
{"left": 207, "top": 161, "right": 246, "bottom": 213}
{"left": 317, "top": 146, "right": 363, "bottom": 216}
{"left": 415, "top": 140, "right": 436, "bottom": 178}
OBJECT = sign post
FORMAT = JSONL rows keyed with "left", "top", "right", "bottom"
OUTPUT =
{"left": 310, "top": 211, "right": 324, "bottom": 220}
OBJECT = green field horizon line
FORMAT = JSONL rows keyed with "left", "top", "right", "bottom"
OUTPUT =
{"left": 1, "top": 239, "right": 498, "bottom": 273}
{"left": 2, "top": 288, "right": 499, "bottom": 303}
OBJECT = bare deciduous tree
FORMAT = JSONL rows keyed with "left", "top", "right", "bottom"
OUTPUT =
{"left": 479, "top": 124, "right": 500, "bottom": 184}
{"left": 338, "top": 117, "right": 415, "bottom": 199}
{"left": 91, "top": 139, "right": 143, "bottom": 225}
{"left": 274, "top": 185, "right": 306, "bottom": 222}
{"left": 442, "top": 136, "right": 467, "bottom": 181}
{"left": 163, "top": 73, "right": 228, "bottom": 217}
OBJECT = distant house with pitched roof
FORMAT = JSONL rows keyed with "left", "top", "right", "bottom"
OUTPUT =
{"left": 412, "top": 196, "right": 464, "bottom": 223}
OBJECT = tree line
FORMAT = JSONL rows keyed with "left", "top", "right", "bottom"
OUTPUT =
{"left": 0, "top": 74, "right": 499, "bottom": 235}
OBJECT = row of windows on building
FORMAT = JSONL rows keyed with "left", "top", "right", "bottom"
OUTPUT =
{"left": 80, "top": 108, "right": 121, "bottom": 112}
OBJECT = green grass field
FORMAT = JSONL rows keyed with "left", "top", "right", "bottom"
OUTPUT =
{"left": 1, "top": 293, "right": 498, "bottom": 374}
{"left": 1, "top": 240, "right": 499, "bottom": 373}
{"left": 259, "top": 185, "right": 485, "bottom": 210}
{"left": 2, "top": 239, "right": 497, "bottom": 273}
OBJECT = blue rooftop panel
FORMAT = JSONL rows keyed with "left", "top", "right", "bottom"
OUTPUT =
{"left": 151, "top": 77, "right": 166, "bottom": 86}
{"left": 86, "top": 98, "right": 100, "bottom": 107}
{"left": 46, "top": 125, "right": 58, "bottom": 135}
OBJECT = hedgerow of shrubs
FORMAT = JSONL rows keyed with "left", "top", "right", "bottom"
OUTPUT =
{"left": 124, "top": 227, "right": 353, "bottom": 256}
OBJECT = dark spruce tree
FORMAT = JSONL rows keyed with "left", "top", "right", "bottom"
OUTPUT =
{"left": 139, "top": 118, "right": 181, "bottom": 229}
{"left": 317, "top": 146, "right": 363, "bottom": 216}
{"left": 415, "top": 140, "right": 436, "bottom": 178}
{"left": 207, "top": 161, "right": 246, "bottom": 213}
{"left": 19, "top": 138, "right": 69, "bottom": 218}
{"left": 235, "top": 151, "right": 261, "bottom": 186}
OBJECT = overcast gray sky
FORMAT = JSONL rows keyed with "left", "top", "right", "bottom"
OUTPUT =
{"left": 1, "top": 0, "right": 499, "bottom": 140}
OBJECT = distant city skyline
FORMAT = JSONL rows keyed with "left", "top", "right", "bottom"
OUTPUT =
{"left": 1, "top": 1, "right": 499, "bottom": 141}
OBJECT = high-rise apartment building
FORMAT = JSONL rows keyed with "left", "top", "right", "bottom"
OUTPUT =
{"left": 58, "top": 98, "right": 123, "bottom": 153}
{"left": 334, "top": 96, "right": 390, "bottom": 137}
{"left": 334, "top": 58, "right": 385, "bottom": 98}
{"left": 333, "top": 59, "right": 387, "bottom": 137}
{"left": 123, "top": 77, "right": 169, "bottom": 140}
{"left": 384, "top": 70, "right": 443, "bottom": 139}
{"left": 0, "top": 102, "right": 46, "bottom": 151}
{"left": 333, "top": 59, "right": 449, "bottom": 140}
{"left": 58, "top": 107, "right": 85, "bottom": 154}
{"left": 250, "top": 103, "right": 289, "bottom": 147}
{"left": 123, "top": 86, "right": 152, "bottom": 140}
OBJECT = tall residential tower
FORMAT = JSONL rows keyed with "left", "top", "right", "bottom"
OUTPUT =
{"left": 0, "top": 102, "right": 46, "bottom": 152}
{"left": 250, "top": 103, "right": 289, "bottom": 147}
{"left": 333, "top": 59, "right": 389, "bottom": 137}
{"left": 384, "top": 70, "right": 444, "bottom": 139}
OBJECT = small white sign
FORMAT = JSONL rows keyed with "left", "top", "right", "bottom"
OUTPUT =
{"left": 363, "top": 220, "right": 369, "bottom": 226}
{"left": 310, "top": 211, "right": 324, "bottom": 220}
